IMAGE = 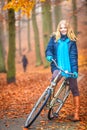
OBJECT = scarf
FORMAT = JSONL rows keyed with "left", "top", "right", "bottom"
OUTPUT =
{"left": 57, "top": 37, "right": 71, "bottom": 78}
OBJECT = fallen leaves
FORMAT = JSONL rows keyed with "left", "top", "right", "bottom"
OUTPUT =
{"left": 0, "top": 67, "right": 87, "bottom": 130}
{"left": 23, "top": 128, "right": 28, "bottom": 130}
{"left": 0, "top": 72, "right": 49, "bottom": 119}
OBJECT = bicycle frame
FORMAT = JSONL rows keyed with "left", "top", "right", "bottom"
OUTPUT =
{"left": 47, "top": 59, "right": 74, "bottom": 119}
{"left": 24, "top": 60, "right": 74, "bottom": 127}
{"left": 49, "top": 79, "right": 69, "bottom": 107}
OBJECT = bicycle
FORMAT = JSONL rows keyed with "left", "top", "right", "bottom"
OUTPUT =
{"left": 24, "top": 59, "right": 74, "bottom": 128}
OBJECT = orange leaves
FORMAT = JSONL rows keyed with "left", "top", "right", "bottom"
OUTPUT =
{"left": 3, "top": 0, "right": 46, "bottom": 17}
{"left": 40, "top": 0, "right": 45, "bottom": 2}
{"left": 23, "top": 128, "right": 28, "bottom": 130}
{"left": 0, "top": 65, "right": 87, "bottom": 130}
{"left": 78, "top": 49, "right": 87, "bottom": 70}
{"left": 20, "top": 0, "right": 35, "bottom": 16}
{"left": 3, "top": 0, "right": 35, "bottom": 17}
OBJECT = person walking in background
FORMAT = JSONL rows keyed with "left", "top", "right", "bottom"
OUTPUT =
{"left": 22, "top": 55, "right": 28, "bottom": 72}
{"left": 45, "top": 20, "right": 80, "bottom": 122}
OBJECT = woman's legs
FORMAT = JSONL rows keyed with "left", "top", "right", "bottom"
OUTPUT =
{"left": 68, "top": 78, "right": 80, "bottom": 121}
{"left": 52, "top": 70, "right": 62, "bottom": 82}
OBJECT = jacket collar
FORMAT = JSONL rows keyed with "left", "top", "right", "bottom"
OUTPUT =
{"left": 60, "top": 34, "right": 68, "bottom": 41}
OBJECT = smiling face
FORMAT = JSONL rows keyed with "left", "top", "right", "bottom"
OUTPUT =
{"left": 56, "top": 20, "right": 76, "bottom": 41}
{"left": 59, "top": 22, "right": 68, "bottom": 35}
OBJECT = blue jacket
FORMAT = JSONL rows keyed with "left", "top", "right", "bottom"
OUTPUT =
{"left": 45, "top": 35, "right": 78, "bottom": 73}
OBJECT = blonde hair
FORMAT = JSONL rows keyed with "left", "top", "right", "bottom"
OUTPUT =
{"left": 54, "top": 20, "right": 77, "bottom": 41}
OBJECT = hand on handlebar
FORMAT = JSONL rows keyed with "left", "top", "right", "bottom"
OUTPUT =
{"left": 73, "top": 72, "right": 78, "bottom": 78}
{"left": 46, "top": 56, "right": 53, "bottom": 62}
{"left": 51, "top": 59, "right": 78, "bottom": 78}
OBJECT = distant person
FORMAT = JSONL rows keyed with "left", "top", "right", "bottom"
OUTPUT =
{"left": 22, "top": 55, "right": 28, "bottom": 72}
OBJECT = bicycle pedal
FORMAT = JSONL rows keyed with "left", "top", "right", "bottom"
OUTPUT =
{"left": 53, "top": 113, "right": 58, "bottom": 118}
{"left": 46, "top": 103, "right": 50, "bottom": 108}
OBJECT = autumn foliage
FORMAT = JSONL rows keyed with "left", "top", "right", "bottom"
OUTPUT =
{"left": 3, "top": 0, "right": 45, "bottom": 16}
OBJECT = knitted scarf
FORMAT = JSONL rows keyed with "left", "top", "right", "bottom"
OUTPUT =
{"left": 57, "top": 37, "right": 71, "bottom": 77}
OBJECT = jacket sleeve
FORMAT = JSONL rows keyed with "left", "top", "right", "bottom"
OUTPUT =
{"left": 45, "top": 37, "right": 55, "bottom": 57}
{"left": 69, "top": 41, "right": 78, "bottom": 73}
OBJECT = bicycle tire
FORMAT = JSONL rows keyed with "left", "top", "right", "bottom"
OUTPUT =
{"left": 48, "top": 80, "right": 70, "bottom": 120}
{"left": 24, "top": 88, "right": 51, "bottom": 128}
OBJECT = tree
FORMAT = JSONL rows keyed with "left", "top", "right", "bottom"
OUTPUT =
{"left": 41, "top": 0, "right": 52, "bottom": 67}
{"left": 0, "top": 1, "right": 6, "bottom": 73}
{"left": 17, "top": 11, "right": 22, "bottom": 55}
{"left": 7, "top": 6, "right": 16, "bottom": 83}
{"left": 0, "top": 21, "right": 6, "bottom": 73}
{"left": 27, "top": 18, "right": 31, "bottom": 52}
{"left": 32, "top": 7, "right": 43, "bottom": 66}
{"left": 72, "top": 0, "right": 78, "bottom": 36}
{"left": 54, "top": 1, "right": 62, "bottom": 30}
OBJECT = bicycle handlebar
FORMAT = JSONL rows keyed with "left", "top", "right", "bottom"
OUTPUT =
{"left": 52, "top": 59, "right": 74, "bottom": 77}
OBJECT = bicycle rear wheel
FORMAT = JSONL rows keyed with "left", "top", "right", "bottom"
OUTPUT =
{"left": 24, "top": 88, "right": 51, "bottom": 128}
{"left": 48, "top": 80, "right": 70, "bottom": 120}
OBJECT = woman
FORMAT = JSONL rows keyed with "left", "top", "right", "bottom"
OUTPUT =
{"left": 45, "top": 20, "right": 80, "bottom": 122}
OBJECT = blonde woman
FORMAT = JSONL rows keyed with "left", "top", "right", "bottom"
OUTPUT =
{"left": 45, "top": 20, "right": 80, "bottom": 122}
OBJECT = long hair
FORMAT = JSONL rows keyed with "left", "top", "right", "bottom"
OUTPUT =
{"left": 54, "top": 20, "right": 77, "bottom": 41}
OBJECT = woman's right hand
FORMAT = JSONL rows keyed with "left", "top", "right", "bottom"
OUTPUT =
{"left": 46, "top": 56, "right": 53, "bottom": 62}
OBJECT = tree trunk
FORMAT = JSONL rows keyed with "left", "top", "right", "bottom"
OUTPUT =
{"left": 42, "top": 0, "right": 53, "bottom": 67}
{"left": 54, "top": 2, "right": 62, "bottom": 30}
{"left": 72, "top": 0, "right": 78, "bottom": 36}
{"left": 18, "top": 12, "right": 22, "bottom": 55}
{"left": 0, "top": 1, "right": 6, "bottom": 73}
{"left": 7, "top": 7, "right": 16, "bottom": 83}
{"left": 27, "top": 18, "right": 31, "bottom": 52}
{"left": 0, "top": 25, "right": 6, "bottom": 72}
{"left": 32, "top": 8, "right": 43, "bottom": 66}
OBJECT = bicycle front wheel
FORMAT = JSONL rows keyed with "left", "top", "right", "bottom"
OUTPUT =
{"left": 48, "top": 80, "right": 70, "bottom": 120}
{"left": 24, "top": 88, "right": 51, "bottom": 128}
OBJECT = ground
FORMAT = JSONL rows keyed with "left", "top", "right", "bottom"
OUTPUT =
{"left": 0, "top": 63, "right": 87, "bottom": 130}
